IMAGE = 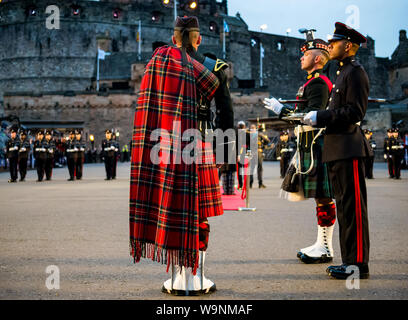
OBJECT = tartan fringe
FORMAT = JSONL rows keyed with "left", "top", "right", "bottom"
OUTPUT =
{"left": 130, "top": 240, "right": 199, "bottom": 275}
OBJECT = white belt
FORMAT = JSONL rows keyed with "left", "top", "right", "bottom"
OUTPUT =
{"left": 294, "top": 125, "right": 319, "bottom": 135}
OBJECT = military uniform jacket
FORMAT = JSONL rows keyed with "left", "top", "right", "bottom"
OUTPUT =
{"left": 44, "top": 139, "right": 56, "bottom": 159}
{"left": 296, "top": 69, "right": 332, "bottom": 113}
{"left": 65, "top": 139, "right": 78, "bottom": 160}
{"left": 6, "top": 138, "right": 20, "bottom": 159}
{"left": 18, "top": 138, "right": 30, "bottom": 159}
{"left": 276, "top": 141, "right": 295, "bottom": 158}
{"left": 316, "top": 56, "right": 372, "bottom": 163}
{"left": 102, "top": 139, "right": 115, "bottom": 158}
{"left": 257, "top": 133, "right": 270, "bottom": 152}
{"left": 391, "top": 137, "right": 404, "bottom": 156}
{"left": 34, "top": 139, "right": 47, "bottom": 160}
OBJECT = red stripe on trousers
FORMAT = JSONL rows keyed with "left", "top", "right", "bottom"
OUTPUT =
{"left": 353, "top": 159, "right": 363, "bottom": 264}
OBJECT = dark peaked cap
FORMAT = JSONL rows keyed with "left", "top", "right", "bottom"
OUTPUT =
{"left": 174, "top": 16, "right": 200, "bottom": 32}
{"left": 329, "top": 22, "right": 367, "bottom": 45}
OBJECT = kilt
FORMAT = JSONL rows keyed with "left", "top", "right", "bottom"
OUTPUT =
{"left": 299, "top": 130, "right": 333, "bottom": 199}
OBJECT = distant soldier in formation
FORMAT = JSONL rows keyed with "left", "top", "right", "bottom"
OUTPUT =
{"left": 384, "top": 128, "right": 395, "bottom": 178}
{"left": 33, "top": 130, "right": 47, "bottom": 182}
{"left": 256, "top": 124, "right": 270, "bottom": 188}
{"left": 275, "top": 131, "right": 294, "bottom": 179}
{"left": 75, "top": 130, "right": 86, "bottom": 180}
{"left": 391, "top": 128, "right": 404, "bottom": 179}
{"left": 102, "top": 129, "right": 115, "bottom": 180}
{"left": 18, "top": 129, "right": 30, "bottom": 181}
{"left": 65, "top": 130, "right": 78, "bottom": 181}
{"left": 111, "top": 134, "right": 120, "bottom": 180}
{"left": 364, "top": 129, "right": 376, "bottom": 179}
{"left": 236, "top": 121, "right": 249, "bottom": 190}
{"left": 44, "top": 130, "right": 56, "bottom": 181}
{"left": 6, "top": 127, "right": 19, "bottom": 183}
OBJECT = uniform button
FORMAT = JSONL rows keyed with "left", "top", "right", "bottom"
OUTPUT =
{"left": 329, "top": 98, "right": 332, "bottom": 101}
{"left": 340, "top": 62, "right": 344, "bottom": 66}
{"left": 337, "top": 71, "right": 340, "bottom": 75}
{"left": 332, "top": 84, "right": 335, "bottom": 88}
{"left": 336, "top": 89, "right": 339, "bottom": 93}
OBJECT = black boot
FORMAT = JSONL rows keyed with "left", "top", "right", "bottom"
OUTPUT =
{"left": 326, "top": 263, "right": 369, "bottom": 279}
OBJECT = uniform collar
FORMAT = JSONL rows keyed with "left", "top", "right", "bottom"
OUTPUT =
{"left": 306, "top": 68, "right": 323, "bottom": 80}
{"left": 339, "top": 55, "right": 356, "bottom": 67}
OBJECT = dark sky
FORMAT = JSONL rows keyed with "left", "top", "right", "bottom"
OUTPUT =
{"left": 227, "top": 0, "right": 407, "bottom": 58}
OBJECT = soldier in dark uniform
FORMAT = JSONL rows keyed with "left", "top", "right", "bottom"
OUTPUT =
{"left": 256, "top": 123, "right": 270, "bottom": 188}
{"left": 391, "top": 128, "right": 404, "bottom": 179}
{"left": 186, "top": 46, "right": 234, "bottom": 194}
{"left": 275, "top": 131, "right": 293, "bottom": 179}
{"left": 18, "top": 130, "right": 30, "bottom": 181}
{"left": 302, "top": 22, "right": 371, "bottom": 279}
{"left": 6, "top": 127, "right": 19, "bottom": 183}
{"left": 74, "top": 130, "right": 86, "bottom": 180}
{"left": 111, "top": 133, "right": 120, "bottom": 180}
{"left": 65, "top": 130, "right": 77, "bottom": 181}
{"left": 44, "top": 130, "right": 56, "bottom": 181}
{"left": 364, "top": 129, "right": 376, "bottom": 179}
{"left": 236, "top": 121, "right": 248, "bottom": 190}
{"left": 384, "top": 128, "right": 395, "bottom": 178}
{"left": 33, "top": 130, "right": 47, "bottom": 182}
{"left": 102, "top": 129, "right": 115, "bottom": 180}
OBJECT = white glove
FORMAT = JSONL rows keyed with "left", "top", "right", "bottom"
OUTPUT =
{"left": 302, "top": 111, "right": 318, "bottom": 126}
{"left": 263, "top": 97, "right": 283, "bottom": 115}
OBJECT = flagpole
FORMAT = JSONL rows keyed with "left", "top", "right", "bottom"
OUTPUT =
{"left": 174, "top": 0, "right": 177, "bottom": 20}
{"left": 260, "top": 42, "right": 263, "bottom": 87}
{"left": 96, "top": 50, "right": 100, "bottom": 92}
{"left": 223, "top": 19, "right": 226, "bottom": 59}
{"left": 138, "top": 19, "right": 141, "bottom": 61}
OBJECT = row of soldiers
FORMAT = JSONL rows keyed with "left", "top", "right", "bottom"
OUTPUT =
{"left": 384, "top": 127, "right": 405, "bottom": 179}
{"left": 5, "top": 128, "right": 121, "bottom": 182}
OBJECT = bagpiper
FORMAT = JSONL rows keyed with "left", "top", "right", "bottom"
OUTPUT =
{"left": 102, "top": 129, "right": 115, "bottom": 180}
{"left": 130, "top": 16, "right": 229, "bottom": 296}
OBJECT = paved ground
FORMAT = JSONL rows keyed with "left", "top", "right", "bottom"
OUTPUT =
{"left": 0, "top": 161, "right": 407, "bottom": 300}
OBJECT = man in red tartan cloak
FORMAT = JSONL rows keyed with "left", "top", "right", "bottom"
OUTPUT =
{"left": 130, "top": 16, "right": 225, "bottom": 296}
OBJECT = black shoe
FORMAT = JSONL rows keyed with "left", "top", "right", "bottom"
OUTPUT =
{"left": 19, "top": 178, "right": 25, "bottom": 182}
{"left": 105, "top": 178, "right": 111, "bottom": 180}
{"left": 161, "top": 284, "right": 216, "bottom": 296}
{"left": 326, "top": 264, "right": 369, "bottom": 279}
{"left": 36, "top": 179, "right": 43, "bottom": 182}
{"left": 299, "top": 253, "right": 333, "bottom": 264}
{"left": 8, "top": 179, "right": 17, "bottom": 183}
{"left": 259, "top": 184, "right": 266, "bottom": 189}
{"left": 67, "top": 178, "right": 74, "bottom": 181}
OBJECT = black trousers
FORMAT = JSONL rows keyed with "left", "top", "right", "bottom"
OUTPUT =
{"left": 280, "top": 154, "right": 290, "bottom": 178}
{"left": 45, "top": 157, "right": 54, "bottom": 180}
{"left": 365, "top": 156, "right": 374, "bottom": 179}
{"left": 8, "top": 157, "right": 18, "bottom": 181}
{"left": 104, "top": 156, "right": 114, "bottom": 179}
{"left": 392, "top": 155, "right": 403, "bottom": 179}
{"left": 67, "top": 157, "right": 76, "bottom": 179}
{"left": 327, "top": 158, "right": 370, "bottom": 266}
{"left": 75, "top": 157, "right": 84, "bottom": 179}
{"left": 36, "top": 158, "right": 46, "bottom": 181}
{"left": 112, "top": 156, "right": 117, "bottom": 178}
{"left": 257, "top": 151, "right": 264, "bottom": 185}
{"left": 18, "top": 157, "right": 28, "bottom": 180}
{"left": 387, "top": 157, "right": 394, "bottom": 178}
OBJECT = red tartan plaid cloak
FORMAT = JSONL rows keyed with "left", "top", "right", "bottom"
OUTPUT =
{"left": 129, "top": 46, "right": 223, "bottom": 273}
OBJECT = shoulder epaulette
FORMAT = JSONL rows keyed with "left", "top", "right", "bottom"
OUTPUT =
{"left": 214, "top": 59, "right": 229, "bottom": 72}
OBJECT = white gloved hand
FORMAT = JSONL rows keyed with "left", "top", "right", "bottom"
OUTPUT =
{"left": 302, "top": 111, "right": 318, "bottom": 126}
{"left": 263, "top": 97, "right": 283, "bottom": 115}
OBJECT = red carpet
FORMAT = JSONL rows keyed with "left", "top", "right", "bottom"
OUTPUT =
{"left": 220, "top": 186, "right": 246, "bottom": 211}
